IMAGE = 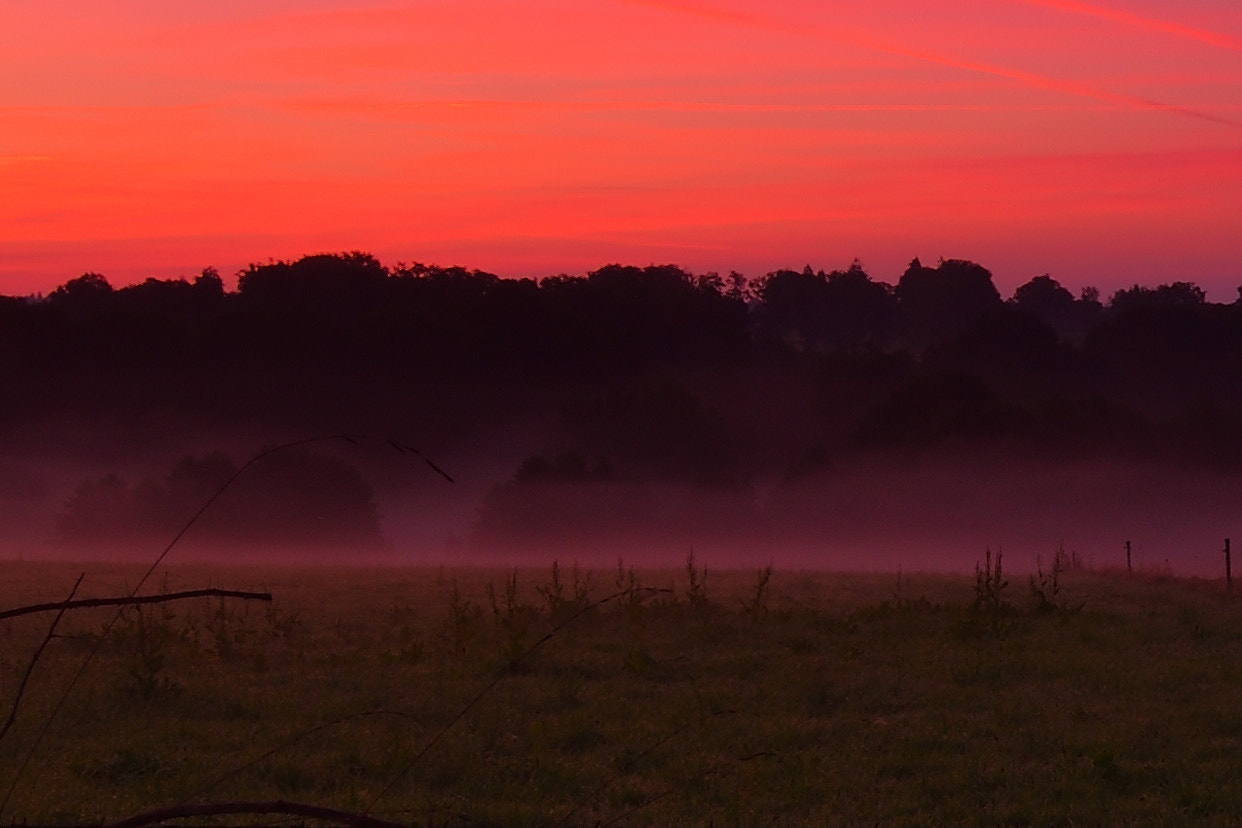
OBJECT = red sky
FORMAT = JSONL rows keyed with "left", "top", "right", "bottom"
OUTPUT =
{"left": 3, "top": 0, "right": 1240, "bottom": 299}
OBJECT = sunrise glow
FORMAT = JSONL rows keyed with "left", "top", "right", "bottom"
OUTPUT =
{"left": 3, "top": 0, "right": 1240, "bottom": 297}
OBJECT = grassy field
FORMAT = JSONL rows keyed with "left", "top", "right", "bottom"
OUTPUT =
{"left": 1, "top": 556, "right": 1241, "bottom": 826}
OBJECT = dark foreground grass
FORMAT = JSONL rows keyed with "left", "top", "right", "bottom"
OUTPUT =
{"left": 2, "top": 559, "right": 1241, "bottom": 826}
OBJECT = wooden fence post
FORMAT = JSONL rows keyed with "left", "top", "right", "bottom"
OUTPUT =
{"left": 1226, "top": 538, "right": 1232, "bottom": 592}
{"left": 1125, "top": 540, "right": 1132, "bottom": 574}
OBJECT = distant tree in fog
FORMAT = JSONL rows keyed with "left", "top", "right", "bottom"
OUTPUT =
{"left": 54, "top": 449, "right": 385, "bottom": 554}
{"left": 555, "top": 377, "right": 747, "bottom": 487}
{"left": 160, "top": 451, "right": 238, "bottom": 521}
{"left": 213, "top": 447, "right": 385, "bottom": 550}
{"left": 56, "top": 473, "right": 141, "bottom": 543}
{"left": 852, "top": 371, "right": 1021, "bottom": 450}
{"left": 513, "top": 452, "right": 615, "bottom": 483}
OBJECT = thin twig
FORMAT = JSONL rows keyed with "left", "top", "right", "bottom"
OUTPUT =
{"left": 0, "top": 588, "right": 272, "bottom": 621}
{"left": 0, "top": 573, "right": 84, "bottom": 743}
{"left": 101, "top": 799, "right": 409, "bottom": 828}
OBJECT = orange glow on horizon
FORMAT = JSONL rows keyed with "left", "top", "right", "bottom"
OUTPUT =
{"left": 2, "top": 0, "right": 1240, "bottom": 299}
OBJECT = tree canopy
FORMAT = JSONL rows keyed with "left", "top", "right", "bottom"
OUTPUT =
{"left": 8, "top": 249, "right": 1242, "bottom": 524}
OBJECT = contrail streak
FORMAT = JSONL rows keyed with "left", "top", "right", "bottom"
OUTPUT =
{"left": 1014, "top": 0, "right": 1242, "bottom": 53}
{"left": 610, "top": 0, "right": 1241, "bottom": 128}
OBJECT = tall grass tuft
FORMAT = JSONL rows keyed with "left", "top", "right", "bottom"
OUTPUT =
{"left": 684, "top": 551, "right": 709, "bottom": 611}
{"left": 741, "top": 563, "right": 773, "bottom": 617}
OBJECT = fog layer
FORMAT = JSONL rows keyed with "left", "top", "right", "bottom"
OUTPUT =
{"left": 4, "top": 255, "right": 1241, "bottom": 577}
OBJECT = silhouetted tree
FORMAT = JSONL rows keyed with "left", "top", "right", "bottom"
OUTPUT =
{"left": 12, "top": 249, "right": 1242, "bottom": 493}
{"left": 928, "top": 306, "right": 1069, "bottom": 398}
{"left": 894, "top": 258, "right": 1002, "bottom": 349}
{"left": 852, "top": 371, "right": 1021, "bottom": 451}
{"left": 754, "top": 266, "right": 830, "bottom": 350}
{"left": 49, "top": 272, "right": 112, "bottom": 305}
{"left": 1085, "top": 280, "right": 1236, "bottom": 414}
{"left": 194, "top": 266, "right": 225, "bottom": 297}
{"left": 754, "top": 261, "right": 894, "bottom": 353}
{"left": 822, "top": 261, "right": 896, "bottom": 350}
{"left": 1011, "top": 274, "right": 1078, "bottom": 337}
{"left": 1108, "top": 281, "right": 1205, "bottom": 315}
{"left": 1011, "top": 273, "right": 1104, "bottom": 343}
{"left": 555, "top": 377, "right": 745, "bottom": 486}
{"left": 237, "top": 251, "right": 389, "bottom": 319}
{"left": 531, "top": 264, "right": 747, "bottom": 369}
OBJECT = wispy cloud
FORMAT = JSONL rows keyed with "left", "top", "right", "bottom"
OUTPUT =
{"left": 275, "top": 96, "right": 1086, "bottom": 119}
{"left": 609, "top": 0, "right": 1242, "bottom": 128}
{"left": 879, "top": 44, "right": 1242, "bottom": 129}
{"left": 0, "top": 155, "right": 52, "bottom": 166}
{"left": 1013, "top": 0, "right": 1242, "bottom": 53}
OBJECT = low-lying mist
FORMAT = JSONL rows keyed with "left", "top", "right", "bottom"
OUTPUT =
{"left": 7, "top": 254, "right": 1242, "bottom": 582}
{"left": 6, "top": 445, "right": 1238, "bottom": 580}
{"left": 460, "top": 455, "right": 1240, "bottom": 576}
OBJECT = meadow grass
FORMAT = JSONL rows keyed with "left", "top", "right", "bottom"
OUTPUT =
{"left": 1, "top": 558, "right": 1240, "bottom": 826}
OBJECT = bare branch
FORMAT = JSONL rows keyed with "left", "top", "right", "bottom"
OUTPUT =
{"left": 102, "top": 800, "right": 410, "bottom": 828}
{"left": 0, "top": 588, "right": 272, "bottom": 621}
{"left": 0, "top": 573, "right": 84, "bottom": 742}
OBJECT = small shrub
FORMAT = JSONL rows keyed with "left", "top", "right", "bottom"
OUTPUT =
{"left": 570, "top": 561, "right": 592, "bottom": 614}
{"left": 537, "top": 559, "right": 568, "bottom": 617}
{"left": 966, "top": 547, "right": 1011, "bottom": 635}
{"left": 616, "top": 558, "right": 644, "bottom": 617}
{"left": 198, "top": 596, "right": 256, "bottom": 661}
{"left": 741, "top": 563, "right": 773, "bottom": 617}
{"left": 265, "top": 602, "right": 303, "bottom": 641}
{"left": 972, "top": 547, "right": 1008, "bottom": 613}
{"left": 444, "top": 580, "right": 482, "bottom": 655}
{"left": 387, "top": 623, "right": 425, "bottom": 665}
{"left": 1028, "top": 544, "right": 1086, "bottom": 616}
{"left": 616, "top": 559, "right": 654, "bottom": 672}
{"left": 488, "top": 570, "right": 532, "bottom": 670}
{"left": 538, "top": 560, "right": 593, "bottom": 624}
{"left": 116, "top": 605, "right": 179, "bottom": 700}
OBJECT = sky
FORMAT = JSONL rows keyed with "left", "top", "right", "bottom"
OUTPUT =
{"left": 2, "top": 0, "right": 1241, "bottom": 300}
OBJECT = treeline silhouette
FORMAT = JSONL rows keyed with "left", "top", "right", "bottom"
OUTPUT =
{"left": 5, "top": 251, "right": 1242, "bottom": 487}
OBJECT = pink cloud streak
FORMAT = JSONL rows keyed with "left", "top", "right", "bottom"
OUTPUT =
{"left": 611, "top": 0, "right": 1242, "bottom": 128}
{"left": 1014, "top": 0, "right": 1242, "bottom": 52}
